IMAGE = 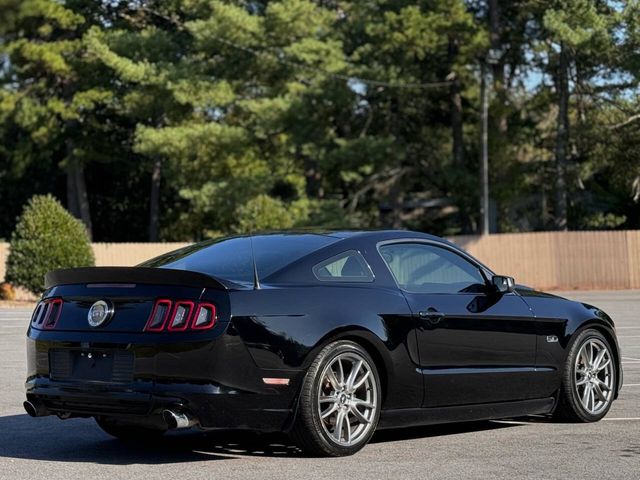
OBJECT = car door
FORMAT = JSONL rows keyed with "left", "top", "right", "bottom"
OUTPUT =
{"left": 378, "top": 241, "right": 538, "bottom": 407}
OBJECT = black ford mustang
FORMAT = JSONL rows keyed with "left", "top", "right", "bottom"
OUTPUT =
{"left": 24, "top": 230, "right": 622, "bottom": 456}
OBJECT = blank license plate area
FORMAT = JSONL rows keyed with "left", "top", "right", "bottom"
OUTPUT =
{"left": 50, "top": 349, "right": 134, "bottom": 383}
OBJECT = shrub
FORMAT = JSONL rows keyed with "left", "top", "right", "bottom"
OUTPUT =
{"left": 5, "top": 195, "right": 95, "bottom": 294}
{"left": 0, "top": 282, "right": 15, "bottom": 301}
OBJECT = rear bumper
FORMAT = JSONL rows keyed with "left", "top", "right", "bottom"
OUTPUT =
{"left": 25, "top": 327, "right": 303, "bottom": 432}
{"left": 26, "top": 376, "right": 295, "bottom": 431}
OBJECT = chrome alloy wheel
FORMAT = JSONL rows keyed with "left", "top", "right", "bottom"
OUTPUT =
{"left": 317, "top": 352, "right": 378, "bottom": 447}
{"left": 574, "top": 338, "right": 615, "bottom": 415}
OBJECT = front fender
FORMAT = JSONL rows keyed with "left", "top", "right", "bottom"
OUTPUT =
{"left": 519, "top": 292, "right": 623, "bottom": 398}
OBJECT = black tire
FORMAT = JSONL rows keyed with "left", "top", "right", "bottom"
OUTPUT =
{"left": 95, "top": 416, "right": 166, "bottom": 442}
{"left": 554, "top": 328, "right": 617, "bottom": 422}
{"left": 290, "top": 340, "right": 381, "bottom": 457}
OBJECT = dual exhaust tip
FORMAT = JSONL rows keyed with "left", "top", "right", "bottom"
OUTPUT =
{"left": 24, "top": 399, "right": 196, "bottom": 430}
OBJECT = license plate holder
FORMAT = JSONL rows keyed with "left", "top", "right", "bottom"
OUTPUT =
{"left": 72, "top": 351, "right": 114, "bottom": 381}
{"left": 50, "top": 349, "right": 134, "bottom": 383}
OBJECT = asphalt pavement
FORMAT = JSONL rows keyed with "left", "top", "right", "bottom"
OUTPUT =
{"left": 0, "top": 290, "right": 638, "bottom": 479}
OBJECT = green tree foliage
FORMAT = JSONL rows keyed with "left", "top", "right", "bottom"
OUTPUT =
{"left": 0, "top": 1, "right": 639, "bottom": 240}
{"left": 0, "top": 0, "right": 169, "bottom": 241}
{"left": 324, "top": 1, "right": 487, "bottom": 233}
{"left": 233, "top": 194, "right": 301, "bottom": 233}
{"left": 129, "top": 0, "right": 350, "bottom": 236}
{"left": 0, "top": 0, "right": 110, "bottom": 237}
{"left": 6, "top": 195, "right": 94, "bottom": 294}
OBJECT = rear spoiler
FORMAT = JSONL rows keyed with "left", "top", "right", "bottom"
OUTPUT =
{"left": 45, "top": 267, "right": 240, "bottom": 290}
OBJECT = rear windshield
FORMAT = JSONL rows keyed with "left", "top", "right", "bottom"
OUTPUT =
{"left": 139, "top": 234, "right": 339, "bottom": 285}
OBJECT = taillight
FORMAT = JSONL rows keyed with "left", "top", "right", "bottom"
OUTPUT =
{"left": 192, "top": 303, "right": 216, "bottom": 330}
{"left": 31, "top": 298, "right": 63, "bottom": 329}
{"left": 44, "top": 299, "right": 63, "bottom": 329}
{"left": 30, "top": 302, "right": 45, "bottom": 326}
{"left": 167, "top": 301, "right": 194, "bottom": 331}
{"left": 144, "top": 299, "right": 216, "bottom": 332}
{"left": 144, "top": 299, "right": 172, "bottom": 332}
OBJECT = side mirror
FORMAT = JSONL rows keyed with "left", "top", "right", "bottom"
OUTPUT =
{"left": 491, "top": 275, "right": 515, "bottom": 293}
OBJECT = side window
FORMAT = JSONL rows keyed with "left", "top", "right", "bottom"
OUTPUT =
{"left": 313, "top": 250, "right": 374, "bottom": 282}
{"left": 379, "top": 243, "right": 486, "bottom": 294}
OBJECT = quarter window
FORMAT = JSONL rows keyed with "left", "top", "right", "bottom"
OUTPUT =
{"left": 313, "top": 251, "right": 374, "bottom": 282}
{"left": 379, "top": 243, "right": 486, "bottom": 294}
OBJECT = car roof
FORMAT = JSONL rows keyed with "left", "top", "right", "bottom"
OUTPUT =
{"left": 248, "top": 229, "right": 447, "bottom": 242}
{"left": 243, "top": 229, "right": 461, "bottom": 257}
{"left": 275, "top": 229, "right": 461, "bottom": 250}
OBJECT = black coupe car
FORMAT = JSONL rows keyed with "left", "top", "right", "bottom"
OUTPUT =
{"left": 24, "top": 230, "right": 622, "bottom": 456}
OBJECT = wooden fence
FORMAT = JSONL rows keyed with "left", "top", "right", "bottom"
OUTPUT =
{"left": 1, "top": 231, "right": 639, "bottom": 290}
{"left": 450, "top": 230, "right": 640, "bottom": 290}
{"left": 0, "top": 243, "right": 188, "bottom": 286}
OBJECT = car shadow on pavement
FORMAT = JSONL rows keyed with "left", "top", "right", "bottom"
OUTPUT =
{"left": 0, "top": 413, "right": 520, "bottom": 464}
{"left": 0, "top": 414, "right": 237, "bottom": 464}
{"left": 371, "top": 419, "right": 518, "bottom": 444}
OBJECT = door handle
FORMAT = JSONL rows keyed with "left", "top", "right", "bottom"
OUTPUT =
{"left": 418, "top": 307, "right": 445, "bottom": 324}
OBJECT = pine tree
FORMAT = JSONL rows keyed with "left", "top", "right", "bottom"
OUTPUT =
{"left": 0, "top": 0, "right": 115, "bottom": 236}
{"left": 539, "top": 0, "right": 622, "bottom": 230}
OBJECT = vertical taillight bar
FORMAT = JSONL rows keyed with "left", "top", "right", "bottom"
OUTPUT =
{"left": 43, "top": 298, "right": 63, "bottom": 329}
{"left": 191, "top": 303, "right": 217, "bottom": 330}
{"left": 30, "top": 302, "right": 45, "bottom": 326}
{"left": 144, "top": 299, "right": 172, "bottom": 332}
{"left": 167, "top": 301, "right": 195, "bottom": 331}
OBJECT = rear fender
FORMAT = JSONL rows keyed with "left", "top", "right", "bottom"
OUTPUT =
{"left": 303, "top": 327, "right": 394, "bottom": 402}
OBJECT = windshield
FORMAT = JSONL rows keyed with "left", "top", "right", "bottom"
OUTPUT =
{"left": 139, "top": 233, "right": 339, "bottom": 285}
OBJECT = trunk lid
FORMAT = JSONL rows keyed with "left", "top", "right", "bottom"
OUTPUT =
{"left": 34, "top": 267, "right": 231, "bottom": 333}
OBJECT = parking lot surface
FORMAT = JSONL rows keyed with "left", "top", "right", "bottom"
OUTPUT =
{"left": 0, "top": 290, "right": 638, "bottom": 479}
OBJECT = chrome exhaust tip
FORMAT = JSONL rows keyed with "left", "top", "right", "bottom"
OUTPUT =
{"left": 162, "top": 409, "right": 197, "bottom": 429}
{"left": 23, "top": 399, "right": 48, "bottom": 417}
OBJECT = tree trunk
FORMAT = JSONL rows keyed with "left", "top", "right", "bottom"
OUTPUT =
{"left": 488, "top": 0, "right": 508, "bottom": 134}
{"left": 296, "top": 142, "right": 324, "bottom": 200}
{"left": 74, "top": 160, "right": 93, "bottom": 239}
{"left": 67, "top": 157, "right": 92, "bottom": 239}
{"left": 66, "top": 158, "right": 93, "bottom": 239}
{"left": 479, "top": 61, "right": 490, "bottom": 235}
{"left": 65, "top": 135, "right": 92, "bottom": 239}
{"left": 65, "top": 132, "right": 80, "bottom": 218}
{"left": 488, "top": 0, "right": 501, "bottom": 58}
{"left": 448, "top": 38, "right": 464, "bottom": 167}
{"left": 554, "top": 42, "right": 570, "bottom": 231}
{"left": 66, "top": 162, "right": 80, "bottom": 219}
{"left": 448, "top": 37, "right": 470, "bottom": 234}
{"left": 381, "top": 184, "right": 404, "bottom": 229}
{"left": 148, "top": 157, "right": 162, "bottom": 241}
